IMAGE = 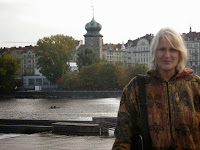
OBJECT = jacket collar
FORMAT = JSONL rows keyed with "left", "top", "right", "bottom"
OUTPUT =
{"left": 176, "top": 68, "right": 193, "bottom": 78}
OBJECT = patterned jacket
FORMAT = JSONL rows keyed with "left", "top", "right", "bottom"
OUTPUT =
{"left": 112, "top": 68, "right": 200, "bottom": 150}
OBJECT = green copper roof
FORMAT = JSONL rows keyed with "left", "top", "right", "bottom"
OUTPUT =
{"left": 84, "top": 17, "right": 103, "bottom": 37}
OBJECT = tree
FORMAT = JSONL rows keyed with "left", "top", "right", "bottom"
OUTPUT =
{"left": 78, "top": 62, "right": 118, "bottom": 90}
{"left": 116, "top": 66, "right": 129, "bottom": 89}
{"left": 0, "top": 52, "right": 21, "bottom": 93}
{"left": 36, "top": 34, "right": 76, "bottom": 83}
{"left": 76, "top": 48, "right": 100, "bottom": 70}
{"left": 79, "top": 63, "right": 99, "bottom": 90}
{"left": 57, "top": 70, "right": 80, "bottom": 90}
{"left": 127, "top": 64, "right": 148, "bottom": 80}
{"left": 97, "top": 62, "right": 117, "bottom": 90}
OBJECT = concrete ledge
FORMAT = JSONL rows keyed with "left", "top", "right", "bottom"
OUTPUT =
{"left": 0, "top": 124, "right": 52, "bottom": 134}
{"left": 52, "top": 122, "right": 101, "bottom": 136}
{"left": 0, "top": 118, "right": 115, "bottom": 135}
{"left": 0, "top": 119, "right": 91, "bottom": 126}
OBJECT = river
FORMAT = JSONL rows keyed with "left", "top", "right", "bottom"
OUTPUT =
{"left": 0, "top": 98, "right": 120, "bottom": 120}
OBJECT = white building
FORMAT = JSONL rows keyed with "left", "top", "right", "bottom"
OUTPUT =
{"left": 125, "top": 34, "right": 153, "bottom": 69}
{"left": 182, "top": 27, "right": 200, "bottom": 75}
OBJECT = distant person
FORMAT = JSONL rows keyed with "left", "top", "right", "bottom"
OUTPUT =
{"left": 112, "top": 28, "right": 200, "bottom": 149}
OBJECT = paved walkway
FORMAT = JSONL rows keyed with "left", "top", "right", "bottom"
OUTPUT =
{"left": 0, "top": 131, "right": 115, "bottom": 150}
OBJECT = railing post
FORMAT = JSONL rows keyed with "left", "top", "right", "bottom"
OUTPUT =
{"left": 99, "top": 123, "right": 102, "bottom": 136}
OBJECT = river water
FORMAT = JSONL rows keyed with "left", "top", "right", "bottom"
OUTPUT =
{"left": 0, "top": 98, "right": 120, "bottom": 120}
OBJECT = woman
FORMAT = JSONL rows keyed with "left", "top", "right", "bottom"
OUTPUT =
{"left": 112, "top": 28, "right": 200, "bottom": 150}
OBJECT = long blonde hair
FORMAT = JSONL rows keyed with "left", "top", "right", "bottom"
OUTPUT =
{"left": 150, "top": 28, "right": 187, "bottom": 71}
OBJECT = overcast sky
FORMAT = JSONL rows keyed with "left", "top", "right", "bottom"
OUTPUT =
{"left": 1, "top": 0, "right": 200, "bottom": 48}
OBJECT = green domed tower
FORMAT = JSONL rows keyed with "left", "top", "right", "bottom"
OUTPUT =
{"left": 84, "top": 16, "right": 103, "bottom": 58}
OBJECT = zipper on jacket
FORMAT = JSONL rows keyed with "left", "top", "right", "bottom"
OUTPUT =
{"left": 166, "top": 82, "right": 175, "bottom": 149}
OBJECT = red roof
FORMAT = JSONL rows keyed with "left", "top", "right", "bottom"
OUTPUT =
{"left": 0, "top": 46, "right": 38, "bottom": 53}
{"left": 103, "top": 43, "right": 124, "bottom": 51}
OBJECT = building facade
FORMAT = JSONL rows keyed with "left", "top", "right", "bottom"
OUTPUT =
{"left": 182, "top": 28, "right": 200, "bottom": 75}
{"left": 102, "top": 43, "right": 126, "bottom": 65}
{"left": 125, "top": 34, "right": 153, "bottom": 69}
{"left": 23, "top": 75, "right": 57, "bottom": 90}
{"left": 22, "top": 46, "right": 37, "bottom": 75}
{"left": 7, "top": 48, "right": 24, "bottom": 76}
{"left": 6, "top": 46, "right": 38, "bottom": 76}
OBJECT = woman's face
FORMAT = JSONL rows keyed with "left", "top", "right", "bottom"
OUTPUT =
{"left": 156, "top": 37, "right": 180, "bottom": 74}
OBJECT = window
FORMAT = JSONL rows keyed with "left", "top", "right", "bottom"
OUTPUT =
{"left": 28, "top": 78, "right": 35, "bottom": 86}
{"left": 43, "top": 78, "right": 49, "bottom": 85}
{"left": 36, "top": 78, "right": 42, "bottom": 86}
{"left": 50, "top": 82, "right": 56, "bottom": 85}
{"left": 26, "top": 69, "right": 30, "bottom": 73}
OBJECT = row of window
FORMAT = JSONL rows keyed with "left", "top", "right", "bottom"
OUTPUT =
{"left": 24, "top": 59, "right": 35, "bottom": 63}
{"left": 28, "top": 78, "right": 54, "bottom": 86}
{"left": 135, "top": 47, "right": 149, "bottom": 51}
{"left": 23, "top": 54, "right": 35, "bottom": 58}
{"left": 186, "top": 43, "right": 199, "bottom": 48}
{"left": 107, "top": 56, "right": 123, "bottom": 61}
{"left": 133, "top": 57, "right": 149, "bottom": 63}
{"left": 188, "top": 49, "right": 199, "bottom": 55}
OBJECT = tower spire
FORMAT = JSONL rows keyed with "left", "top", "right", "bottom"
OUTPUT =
{"left": 190, "top": 24, "right": 192, "bottom": 33}
{"left": 92, "top": 6, "right": 94, "bottom": 20}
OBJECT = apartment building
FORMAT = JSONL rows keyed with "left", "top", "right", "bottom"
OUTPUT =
{"left": 182, "top": 28, "right": 200, "bottom": 75}
{"left": 102, "top": 43, "right": 126, "bottom": 65}
{"left": 6, "top": 47, "right": 24, "bottom": 76}
{"left": 6, "top": 46, "right": 37, "bottom": 76}
{"left": 125, "top": 34, "right": 153, "bottom": 68}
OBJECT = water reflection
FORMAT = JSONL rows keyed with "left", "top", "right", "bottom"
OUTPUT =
{"left": 0, "top": 98, "right": 120, "bottom": 121}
